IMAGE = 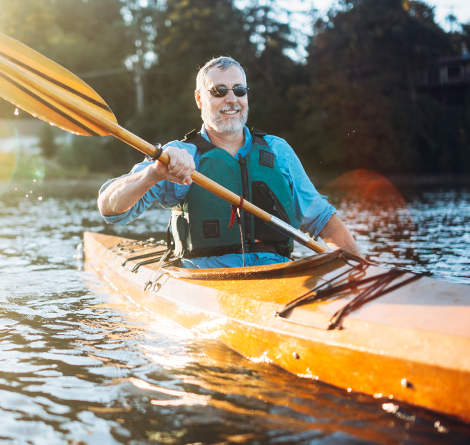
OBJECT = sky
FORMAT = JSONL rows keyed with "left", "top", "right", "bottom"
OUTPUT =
{"left": 313, "top": 0, "right": 470, "bottom": 29}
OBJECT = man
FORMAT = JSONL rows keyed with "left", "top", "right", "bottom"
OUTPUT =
{"left": 98, "top": 57, "right": 362, "bottom": 268}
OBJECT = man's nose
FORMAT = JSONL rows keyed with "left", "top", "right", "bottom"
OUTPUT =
{"left": 224, "top": 89, "right": 238, "bottom": 103}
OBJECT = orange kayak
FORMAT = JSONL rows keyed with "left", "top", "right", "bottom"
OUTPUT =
{"left": 84, "top": 231, "right": 470, "bottom": 423}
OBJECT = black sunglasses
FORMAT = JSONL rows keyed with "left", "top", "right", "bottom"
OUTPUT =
{"left": 207, "top": 85, "right": 249, "bottom": 98}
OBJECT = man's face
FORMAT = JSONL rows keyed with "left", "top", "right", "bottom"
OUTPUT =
{"left": 196, "top": 65, "right": 248, "bottom": 135}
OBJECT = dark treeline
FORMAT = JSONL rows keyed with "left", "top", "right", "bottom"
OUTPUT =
{"left": 1, "top": 0, "right": 469, "bottom": 175}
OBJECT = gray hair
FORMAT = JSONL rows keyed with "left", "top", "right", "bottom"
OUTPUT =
{"left": 196, "top": 57, "right": 246, "bottom": 92}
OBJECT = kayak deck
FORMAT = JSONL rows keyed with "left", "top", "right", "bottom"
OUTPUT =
{"left": 84, "top": 231, "right": 470, "bottom": 423}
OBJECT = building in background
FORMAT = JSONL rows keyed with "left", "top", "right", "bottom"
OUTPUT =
{"left": 422, "top": 44, "right": 470, "bottom": 107}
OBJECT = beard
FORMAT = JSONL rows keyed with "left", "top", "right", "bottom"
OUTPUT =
{"left": 202, "top": 103, "right": 249, "bottom": 135}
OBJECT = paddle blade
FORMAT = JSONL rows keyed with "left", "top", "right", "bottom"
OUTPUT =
{"left": 0, "top": 32, "right": 117, "bottom": 136}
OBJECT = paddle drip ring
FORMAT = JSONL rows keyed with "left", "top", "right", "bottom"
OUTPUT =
{"left": 151, "top": 143, "right": 163, "bottom": 161}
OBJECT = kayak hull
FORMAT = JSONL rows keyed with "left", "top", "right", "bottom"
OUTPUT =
{"left": 84, "top": 231, "right": 470, "bottom": 423}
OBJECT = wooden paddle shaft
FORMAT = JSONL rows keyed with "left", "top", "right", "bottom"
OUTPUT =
{"left": 0, "top": 54, "right": 328, "bottom": 253}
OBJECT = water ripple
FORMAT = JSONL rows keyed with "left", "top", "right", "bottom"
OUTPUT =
{"left": 0, "top": 180, "right": 469, "bottom": 443}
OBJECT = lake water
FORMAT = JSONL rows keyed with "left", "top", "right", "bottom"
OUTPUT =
{"left": 0, "top": 176, "right": 470, "bottom": 444}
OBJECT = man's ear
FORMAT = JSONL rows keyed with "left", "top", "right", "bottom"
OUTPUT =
{"left": 195, "top": 90, "right": 202, "bottom": 109}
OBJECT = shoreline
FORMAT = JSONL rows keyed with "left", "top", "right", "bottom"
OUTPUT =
{"left": 386, "top": 174, "right": 470, "bottom": 187}
{"left": 2, "top": 173, "right": 469, "bottom": 201}
{"left": 309, "top": 172, "right": 470, "bottom": 188}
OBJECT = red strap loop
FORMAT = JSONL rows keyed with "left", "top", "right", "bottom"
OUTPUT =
{"left": 228, "top": 197, "right": 244, "bottom": 229}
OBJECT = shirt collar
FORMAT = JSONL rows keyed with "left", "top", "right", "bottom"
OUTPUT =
{"left": 200, "top": 125, "right": 252, "bottom": 159}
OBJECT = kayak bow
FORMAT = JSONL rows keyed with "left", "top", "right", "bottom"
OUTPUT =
{"left": 84, "top": 231, "right": 470, "bottom": 423}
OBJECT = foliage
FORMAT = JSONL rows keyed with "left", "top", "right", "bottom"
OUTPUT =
{"left": 0, "top": 0, "right": 135, "bottom": 122}
{"left": 119, "top": 0, "right": 301, "bottom": 143}
{"left": 58, "top": 135, "right": 109, "bottom": 174}
{"left": 0, "top": 0, "right": 469, "bottom": 174}
{"left": 289, "top": 0, "right": 462, "bottom": 174}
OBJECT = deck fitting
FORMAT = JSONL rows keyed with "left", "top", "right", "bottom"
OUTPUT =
{"left": 401, "top": 378, "right": 413, "bottom": 389}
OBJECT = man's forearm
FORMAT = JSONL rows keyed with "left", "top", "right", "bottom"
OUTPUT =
{"left": 98, "top": 145, "right": 196, "bottom": 217}
{"left": 319, "top": 214, "right": 364, "bottom": 258}
{"left": 98, "top": 166, "right": 161, "bottom": 216}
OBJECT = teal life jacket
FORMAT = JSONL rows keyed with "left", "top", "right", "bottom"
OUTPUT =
{"left": 170, "top": 128, "right": 297, "bottom": 259}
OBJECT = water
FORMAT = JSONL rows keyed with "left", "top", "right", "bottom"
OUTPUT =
{"left": 1, "top": 177, "right": 470, "bottom": 444}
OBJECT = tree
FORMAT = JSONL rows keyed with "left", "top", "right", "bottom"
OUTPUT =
{"left": 118, "top": 0, "right": 300, "bottom": 147}
{"left": 39, "top": 123, "right": 57, "bottom": 159}
{"left": 289, "top": 0, "right": 466, "bottom": 174}
{"left": 0, "top": 0, "right": 135, "bottom": 123}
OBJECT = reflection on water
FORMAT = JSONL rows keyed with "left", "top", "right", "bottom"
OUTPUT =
{"left": 0, "top": 177, "right": 470, "bottom": 444}
{"left": 296, "top": 170, "right": 470, "bottom": 284}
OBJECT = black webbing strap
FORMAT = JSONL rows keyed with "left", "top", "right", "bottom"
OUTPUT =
{"left": 250, "top": 127, "right": 269, "bottom": 147}
{"left": 277, "top": 253, "right": 427, "bottom": 330}
{"left": 327, "top": 271, "right": 422, "bottom": 329}
{"left": 182, "top": 128, "right": 269, "bottom": 153}
{"left": 181, "top": 130, "right": 217, "bottom": 154}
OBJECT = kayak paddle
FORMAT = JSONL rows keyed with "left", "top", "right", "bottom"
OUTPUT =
{"left": 0, "top": 32, "right": 328, "bottom": 254}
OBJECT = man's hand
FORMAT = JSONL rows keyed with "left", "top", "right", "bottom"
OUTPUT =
{"left": 319, "top": 214, "right": 364, "bottom": 258}
{"left": 151, "top": 146, "right": 195, "bottom": 185}
{"left": 98, "top": 146, "right": 195, "bottom": 217}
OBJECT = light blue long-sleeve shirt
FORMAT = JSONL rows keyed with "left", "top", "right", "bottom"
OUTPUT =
{"left": 100, "top": 125, "right": 336, "bottom": 268}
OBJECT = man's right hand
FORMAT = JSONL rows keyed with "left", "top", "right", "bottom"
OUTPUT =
{"left": 151, "top": 146, "right": 195, "bottom": 185}
{"left": 98, "top": 146, "right": 196, "bottom": 217}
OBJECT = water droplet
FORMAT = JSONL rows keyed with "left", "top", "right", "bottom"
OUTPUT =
{"left": 382, "top": 403, "right": 398, "bottom": 413}
{"left": 14, "top": 108, "right": 19, "bottom": 116}
{"left": 434, "top": 421, "right": 448, "bottom": 433}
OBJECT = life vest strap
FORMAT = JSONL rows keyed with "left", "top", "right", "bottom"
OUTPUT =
{"left": 181, "top": 130, "right": 217, "bottom": 154}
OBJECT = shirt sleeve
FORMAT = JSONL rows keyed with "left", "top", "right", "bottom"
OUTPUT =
{"left": 265, "top": 136, "right": 336, "bottom": 237}
{"left": 99, "top": 141, "right": 198, "bottom": 226}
